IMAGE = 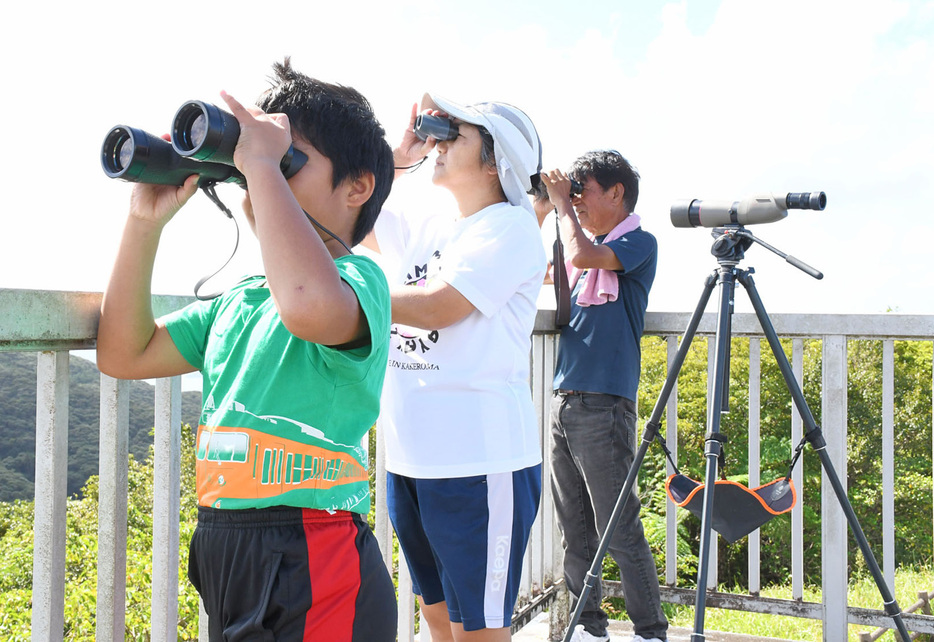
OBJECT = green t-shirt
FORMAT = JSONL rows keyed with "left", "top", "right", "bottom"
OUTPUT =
{"left": 163, "top": 255, "right": 390, "bottom": 514}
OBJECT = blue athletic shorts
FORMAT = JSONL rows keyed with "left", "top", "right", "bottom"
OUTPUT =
{"left": 387, "top": 465, "right": 542, "bottom": 631}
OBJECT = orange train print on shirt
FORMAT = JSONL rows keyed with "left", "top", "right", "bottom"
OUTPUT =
{"left": 195, "top": 425, "right": 369, "bottom": 508}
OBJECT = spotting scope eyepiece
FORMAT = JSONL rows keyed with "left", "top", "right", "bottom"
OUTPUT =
{"left": 785, "top": 192, "right": 826, "bottom": 210}
{"left": 170, "top": 100, "right": 307, "bottom": 178}
{"left": 670, "top": 191, "right": 826, "bottom": 228}
{"left": 101, "top": 125, "right": 245, "bottom": 187}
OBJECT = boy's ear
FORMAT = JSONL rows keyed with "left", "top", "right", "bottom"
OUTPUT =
{"left": 345, "top": 172, "right": 376, "bottom": 208}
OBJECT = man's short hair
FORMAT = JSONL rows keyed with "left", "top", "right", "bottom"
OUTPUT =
{"left": 256, "top": 58, "right": 393, "bottom": 246}
{"left": 569, "top": 150, "right": 639, "bottom": 213}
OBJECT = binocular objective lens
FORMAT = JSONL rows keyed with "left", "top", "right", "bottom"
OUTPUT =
{"left": 116, "top": 137, "right": 134, "bottom": 171}
{"left": 189, "top": 113, "right": 207, "bottom": 149}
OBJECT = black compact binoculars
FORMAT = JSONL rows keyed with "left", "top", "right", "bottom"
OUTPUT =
{"left": 414, "top": 114, "right": 459, "bottom": 142}
{"left": 414, "top": 113, "right": 581, "bottom": 199}
{"left": 101, "top": 100, "right": 307, "bottom": 187}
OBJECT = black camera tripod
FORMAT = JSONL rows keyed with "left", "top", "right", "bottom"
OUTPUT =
{"left": 562, "top": 226, "right": 910, "bottom": 642}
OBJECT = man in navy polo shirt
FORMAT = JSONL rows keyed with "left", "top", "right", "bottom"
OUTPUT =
{"left": 540, "top": 151, "right": 668, "bottom": 642}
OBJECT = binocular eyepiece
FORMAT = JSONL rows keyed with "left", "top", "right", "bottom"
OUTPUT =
{"left": 569, "top": 179, "right": 583, "bottom": 197}
{"left": 414, "top": 114, "right": 459, "bottom": 142}
{"left": 101, "top": 101, "right": 308, "bottom": 187}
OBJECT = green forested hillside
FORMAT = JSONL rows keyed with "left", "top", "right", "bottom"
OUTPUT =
{"left": 0, "top": 352, "right": 201, "bottom": 502}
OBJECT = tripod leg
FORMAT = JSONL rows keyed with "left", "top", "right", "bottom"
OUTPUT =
{"left": 738, "top": 269, "right": 911, "bottom": 642}
{"left": 691, "top": 265, "right": 737, "bottom": 642}
{"left": 561, "top": 271, "right": 719, "bottom": 642}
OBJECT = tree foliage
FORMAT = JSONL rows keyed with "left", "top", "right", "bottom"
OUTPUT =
{"left": 0, "top": 425, "right": 201, "bottom": 641}
{"left": 630, "top": 334, "right": 933, "bottom": 590}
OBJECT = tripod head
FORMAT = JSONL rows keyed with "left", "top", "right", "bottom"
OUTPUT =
{"left": 711, "top": 226, "right": 823, "bottom": 280}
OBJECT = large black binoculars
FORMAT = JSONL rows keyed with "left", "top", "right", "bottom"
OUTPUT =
{"left": 101, "top": 100, "right": 307, "bottom": 187}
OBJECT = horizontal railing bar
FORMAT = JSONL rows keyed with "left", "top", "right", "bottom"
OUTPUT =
{"left": 604, "top": 584, "right": 934, "bottom": 634}
{"left": 0, "top": 289, "right": 195, "bottom": 352}
{"left": 510, "top": 581, "right": 563, "bottom": 632}
{"left": 536, "top": 309, "right": 934, "bottom": 339}
{"left": 5, "top": 290, "right": 934, "bottom": 352}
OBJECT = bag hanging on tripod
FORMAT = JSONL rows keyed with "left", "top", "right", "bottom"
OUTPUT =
{"left": 663, "top": 434, "right": 803, "bottom": 543}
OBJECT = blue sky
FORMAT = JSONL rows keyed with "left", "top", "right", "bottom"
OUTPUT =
{"left": 2, "top": 0, "right": 932, "bottom": 316}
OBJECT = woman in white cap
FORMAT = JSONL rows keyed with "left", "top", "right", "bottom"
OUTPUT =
{"left": 364, "top": 95, "right": 547, "bottom": 641}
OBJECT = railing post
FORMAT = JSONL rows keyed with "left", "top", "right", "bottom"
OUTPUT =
{"left": 665, "top": 335, "right": 679, "bottom": 588}
{"left": 792, "top": 339, "right": 805, "bottom": 601}
{"left": 821, "top": 335, "right": 849, "bottom": 641}
{"left": 747, "top": 338, "right": 761, "bottom": 595}
{"left": 398, "top": 547, "right": 416, "bottom": 642}
{"left": 32, "top": 351, "right": 69, "bottom": 642}
{"left": 152, "top": 377, "right": 182, "bottom": 642}
{"left": 97, "top": 374, "right": 129, "bottom": 642}
{"left": 882, "top": 340, "right": 895, "bottom": 592}
{"left": 705, "top": 337, "right": 718, "bottom": 588}
{"left": 375, "top": 420, "right": 392, "bottom": 574}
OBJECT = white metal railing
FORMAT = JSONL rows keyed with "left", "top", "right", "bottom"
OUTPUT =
{"left": 3, "top": 287, "right": 934, "bottom": 641}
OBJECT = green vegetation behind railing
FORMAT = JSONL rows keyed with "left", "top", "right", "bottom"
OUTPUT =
{"left": 1, "top": 334, "right": 931, "bottom": 639}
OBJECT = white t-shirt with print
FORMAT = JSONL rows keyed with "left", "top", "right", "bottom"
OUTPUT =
{"left": 374, "top": 202, "right": 547, "bottom": 479}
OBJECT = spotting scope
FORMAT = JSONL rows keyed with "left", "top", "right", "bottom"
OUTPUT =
{"left": 670, "top": 192, "right": 826, "bottom": 228}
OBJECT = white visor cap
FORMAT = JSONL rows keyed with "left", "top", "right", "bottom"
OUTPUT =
{"left": 422, "top": 93, "right": 542, "bottom": 215}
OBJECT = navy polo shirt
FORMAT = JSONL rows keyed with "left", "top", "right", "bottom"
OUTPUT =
{"left": 552, "top": 227, "right": 657, "bottom": 401}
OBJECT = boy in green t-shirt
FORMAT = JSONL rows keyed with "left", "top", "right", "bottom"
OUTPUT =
{"left": 97, "top": 59, "right": 396, "bottom": 641}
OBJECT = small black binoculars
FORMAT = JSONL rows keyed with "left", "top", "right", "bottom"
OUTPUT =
{"left": 569, "top": 179, "right": 583, "bottom": 197}
{"left": 101, "top": 100, "right": 307, "bottom": 187}
{"left": 414, "top": 114, "right": 459, "bottom": 142}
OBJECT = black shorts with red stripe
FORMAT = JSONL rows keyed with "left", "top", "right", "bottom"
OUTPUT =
{"left": 189, "top": 506, "right": 397, "bottom": 641}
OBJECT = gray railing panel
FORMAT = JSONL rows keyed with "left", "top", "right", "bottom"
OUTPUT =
{"left": 6, "top": 290, "right": 934, "bottom": 640}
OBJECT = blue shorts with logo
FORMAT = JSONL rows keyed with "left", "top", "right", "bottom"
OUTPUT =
{"left": 387, "top": 465, "right": 542, "bottom": 631}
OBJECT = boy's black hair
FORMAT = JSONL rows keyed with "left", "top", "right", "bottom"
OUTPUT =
{"left": 256, "top": 58, "right": 393, "bottom": 246}
{"left": 569, "top": 150, "right": 640, "bottom": 213}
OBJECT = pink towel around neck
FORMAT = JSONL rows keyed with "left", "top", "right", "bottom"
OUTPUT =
{"left": 567, "top": 214, "right": 641, "bottom": 307}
